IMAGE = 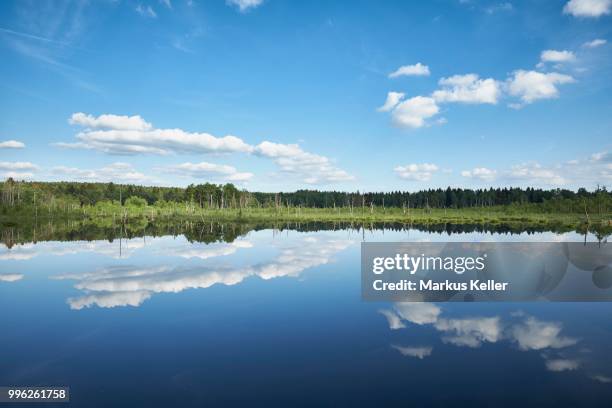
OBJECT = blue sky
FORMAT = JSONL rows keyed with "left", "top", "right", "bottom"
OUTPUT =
{"left": 0, "top": 0, "right": 611, "bottom": 192}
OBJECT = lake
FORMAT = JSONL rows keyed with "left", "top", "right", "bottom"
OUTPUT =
{"left": 1, "top": 224, "right": 611, "bottom": 407}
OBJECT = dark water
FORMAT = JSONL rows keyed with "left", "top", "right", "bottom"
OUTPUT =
{"left": 1, "top": 225, "right": 611, "bottom": 407}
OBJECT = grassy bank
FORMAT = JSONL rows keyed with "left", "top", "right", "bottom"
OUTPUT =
{"left": 2, "top": 201, "right": 610, "bottom": 228}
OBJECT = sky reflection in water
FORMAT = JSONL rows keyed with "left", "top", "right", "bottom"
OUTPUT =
{"left": 0, "top": 228, "right": 611, "bottom": 407}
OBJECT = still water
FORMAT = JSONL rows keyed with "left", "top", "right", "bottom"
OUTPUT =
{"left": 1, "top": 225, "right": 611, "bottom": 407}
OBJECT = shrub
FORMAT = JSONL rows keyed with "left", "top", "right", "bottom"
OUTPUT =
{"left": 125, "top": 196, "right": 147, "bottom": 207}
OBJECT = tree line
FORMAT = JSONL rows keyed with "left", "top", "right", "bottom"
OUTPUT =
{"left": 1, "top": 177, "right": 611, "bottom": 213}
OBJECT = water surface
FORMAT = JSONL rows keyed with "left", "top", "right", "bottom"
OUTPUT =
{"left": 1, "top": 225, "right": 611, "bottom": 407}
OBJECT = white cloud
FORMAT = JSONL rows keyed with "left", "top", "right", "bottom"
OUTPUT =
{"left": 171, "top": 241, "right": 253, "bottom": 260}
{"left": 391, "top": 96, "right": 440, "bottom": 128}
{"left": 135, "top": 4, "right": 157, "bottom": 18}
{"left": 394, "top": 163, "right": 439, "bottom": 181}
{"left": 391, "top": 345, "right": 433, "bottom": 359}
{"left": 69, "top": 113, "right": 152, "bottom": 131}
{"left": 461, "top": 167, "right": 497, "bottom": 181}
{"left": 59, "top": 113, "right": 352, "bottom": 186}
{"left": 0, "top": 161, "right": 38, "bottom": 180}
{"left": 226, "top": 0, "right": 263, "bottom": 12}
{"left": 70, "top": 290, "right": 153, "bottom": 309}
{"left": 388, "top": 63, "right": 430, "bottom": 78}
{"left": 510, "top": 317, "right": 578, "bottom": 350}
{"left": 59, "top": 113, "right": 253, "bottom": 155}
{"left": 379, "top": 309, "right": 406, "bottom": 330}
{"left": 508, "top": 163, "right": 568, "bottom": 186}
{"left": 0, "top": 273, "right": 24, "bottom": 282}
{"left": 582, "top": 38, "right": 607, "bottom": 48}
{"left": 0, "top": 238, "right": 149, "bottom": 261}
{"left": 435, "top": 317, "right": 502, "bottom": 348}
{"left": 166, "top": 161, "right": 254, "bottom": 182}
{"left": 432, "top": 74, "right": 500, "bottom": 104}
{"left": 393, "top": 303, "right": 441, "bottom": 325}
{"left": 591, "top": 374, "right": 612, "bottom": 383}
{"left": 506, "top": 70, "right": 575, "bottom": 105}
{"left": 377, "top": 91, "right": 405, "bottom": 112}
{"left": 160, "top": 0, "right": 172, "bottom": 9}
{"left": 52, "top": 162, "right": 150, "bottom": 184}
{"left": 255, "top": 141, "right": 354, "bottom": 185}
{"left": 0, "top": 140, "right": 25, "bottom": 149}
{"left": 0, "top": 161, "right": 38, "bottom": 171}
{"left": 545, "top": 358, "right": 580, "bottom": 372}
{"left": 563, "top": 0, "right": 611, "bottom": 17}
{"left": 591, "top": 151, "right": 611, "bottom": 162}
{"left": 539, "top": 49, "right": 576, "bottom": 64}
{"left": 57, "top": 234, "right": 351, "bottom": 309}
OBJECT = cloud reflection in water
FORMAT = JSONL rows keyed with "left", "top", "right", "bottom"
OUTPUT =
{"left": 55, "top": 234, "right": 352, "bottom": 309}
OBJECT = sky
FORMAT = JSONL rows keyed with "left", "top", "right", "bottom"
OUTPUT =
{"left": 0, "top": 0, "right": 611, "bottom": 192}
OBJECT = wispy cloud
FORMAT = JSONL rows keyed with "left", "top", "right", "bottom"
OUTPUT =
{"left": 226, "top": 0, "right": 264, "bottom": 13}
{"left": 583, "top": 38, "right": 607, "bottom": 49}
{"left": 388, "top": 63, "right": 430, "bottom": 78}
{"left": 136, "top": 4, "right": 157, "bottom": 18}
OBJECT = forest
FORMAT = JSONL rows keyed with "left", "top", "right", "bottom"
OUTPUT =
{"left": 1, "top": 178, "right": 611, "bottom": 239}
{"left": 1, "top": 177, "right": 611, "bottom": 211}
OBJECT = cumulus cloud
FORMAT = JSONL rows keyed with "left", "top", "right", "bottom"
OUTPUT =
{"left": 379, "top": 61, "right": 575, "bottom": 129}
{"left": 226, "top": 0, "right": 263, "bottom": 12}
{"left": 510, "top": 317, "right": 578, "bottom": 350}
{"left": 379, "top": 309, "right": 406, "bottom": 330}
{"left": 0, "top": 161, "right": 38, "bottom": 171}
{"left": 0, "top": 161, "right": 38, "bottom": 180}
{"left": 582, "top": 38, "right": 607, "bottom": 48}
{"left": 563, "top": 0, "right": 611, "bottom": 17}
{"left": 432, "top": 74, "right": 501, "bottom": 104}
{"left": 506, "top": 70, "right": 575, "bottom": 105}
{"left": 539, "top": 50, "right": 576, "bottom": 65}
{"left": 461, "top": 167, "right": 497, "bottom": 181}
{"left": 52, "top": 162, "right": 150, "bottom": 183}
{"left": 377, "top": 91, "right": 405, "bottom": 112}
{"left": 0, "top": 273, "right": 24, "bottom": 282}
{"left": 545, "top": 358, "right": 580, "bottom": 372}
{"left": 435, "top": 317, "right": 502, "bottom": 348}
{"left": 508, "top": 163, "right": 568, "bottom": 186}
{"left": 391, "top": 96, "right": 440, "bottom": 128}
{"left": 59, "top": 113, "right": 352, "bottom": 186}
{"left": 394, "top": 163, "right": 439, "bottom": 181}
{"left": 70, "top": 291, "right": 153, "bottom": 309}
{"left": 69, "top": 113, "right": 152, "bottom": 131}
{"left": 255, "top": 141, "right": 354, "bottom": 185}
{"left": 58, "top": 234, "right": 352, "bottom": 309}
{"left": 393, "top": 303, "right": 441, "bottom": 325}
{"left": 59, "top": 113, "right": 253, "bottom": 155}
{"left": 0, "top": 140, "right": 25, "bottom": 149}
{"left": 388, "top": 63, "right": 430, "bottom": 78}
{"left": 60, "top": 131, "right": 251, "bottom": 156}
{"left": 166, "top": 162, "right": 254, "bottom": 182}
{"left": 391, "top": 345, "right": 433, "bottom": 359}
